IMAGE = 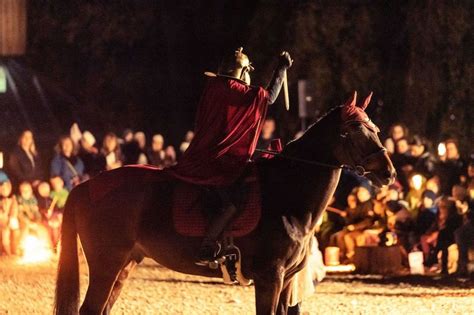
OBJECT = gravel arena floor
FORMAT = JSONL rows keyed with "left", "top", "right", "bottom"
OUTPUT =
{"left": 0, "top": 256, "right": 473, "bottom": 315}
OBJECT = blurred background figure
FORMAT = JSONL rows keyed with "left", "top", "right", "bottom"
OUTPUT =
{"left": 254, "top": 117, "right": 277, "bottom": 159}
{"left": 78, "top": 131, "right": 105, "bottom": 178}
{"left": 149, "top": 134, "right": 165, "bottom": 168}
{"left": 101, "top": 132, "right": 123, "bottom": 170}
{"left": 384, "top": 123, "right": 408, "bottom": 155}
{"left": 409, "top": 135, "right": 435, "bottom": 178}
{"left": 163, "top": 145, "right": 177, "bottom": 168}
{"left": 0, "top": 176, "right": 20, "bottom": 255}
{"left": 179, "top": 131, "right": 194, "bottom": 155}
{"left": 37, "top": 181, "right": 62, "bottom": 249}
{"left": 8, "top": 130, "right": 44, "bottom": 188}
{"left": 434, "top": 138, "right": 466, "bottom": 196}
{"left": 50, "top": 136, "right": 85, "bottom": 191}
{"left": 134, "top": 131, "right": 149, "bottom": 165}
{"left": 17, "top": 181, "right": 48, "bottom": 247}
{"left": 49, "top": 177, "right": 69, "bottom": 211}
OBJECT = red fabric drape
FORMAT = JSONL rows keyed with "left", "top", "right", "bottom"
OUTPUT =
{"left": 166, "top": 77, "right": 269, "bottom": 186}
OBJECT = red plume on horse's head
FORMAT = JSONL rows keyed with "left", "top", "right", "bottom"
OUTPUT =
{"left": 341, "top": 91, "right": 372, "bottom": 123}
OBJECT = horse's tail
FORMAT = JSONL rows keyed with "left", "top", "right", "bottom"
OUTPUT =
{"left": 54, "top": 185, "right": 83, "bottom": 315}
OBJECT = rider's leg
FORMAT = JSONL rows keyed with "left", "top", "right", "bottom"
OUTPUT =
{"left": 195, "top": 187, "right": 238, "bottom": 265}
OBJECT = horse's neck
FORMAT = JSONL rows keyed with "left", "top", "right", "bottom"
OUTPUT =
{"left": 266, "top": 116, "right": 342, "bottom": 233}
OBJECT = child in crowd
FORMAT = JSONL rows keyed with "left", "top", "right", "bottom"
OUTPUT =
{"left": 17, "top": 181, "right": 49, "bottom": 248}
{"left": 50, "top": 176, "right": 69, "bottom": 211}
{"left": 0, "top": 178, "right": 20, "bottom": 255}
{"left": 37, "top": 181, "right": 62, "bottom": 247}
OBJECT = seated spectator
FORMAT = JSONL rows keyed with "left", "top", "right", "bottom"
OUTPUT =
{"left": 50, "top": 136, "right": 86, "bottom": 191}
{"left": 17, "top": 182, "right": 46, "bottom": 243}
{"left": 391, "top": 137, "right": 412, "bottom": 193}
{"left": 78, "top": 131, "right": 106, "bottom": 177}
{"left": 8, "top": 130, "right": 44, "bottom": 188}
{"left": 37, "top": 181, "right": 62, "bottom": 248}
{"left": 163, "top": 146, "right": 177, "bottom": 168}
{"left": 149, "top": 134, "right": 165, "bottom": 168}
{"left": 426, "top": 177, "right": 440, "bottom": 195}
{"left": 50, "top": 177, "right": 69, "bottom": 211}
{"left": 421, "top": 197, "right": 463, "bottom": 273}
{"left": 330, "top": 186, "right": 375, "bottom": 262}
{"left": 409, "top": 135, "right": 435, "bottom": 178}
{"left": 179, "top": 131, "right": 194, "bottom": 155}
{"left": 385, "top": 200, "right": 414, "bottom": 255}
{"left": 405, "top": 173, "right": 427, "bottom": 216}
{"left": 134, "top": 131, "right": 149, "bottom": 164}
{"left": 0, "top": 176, "right": 20, "bottom": 255}
{"left": 434, "top": 138, "right": 466, "bottom": 195}
{"left": 316, "top": 196, "right": 345, "bottom": 251}
{"left": 101, "top": 132, "right": 123, "bottom": 170}
{"left": 414, "top": 190, "right": 437, "bottom": 242}
{"left": 384, "top": 123, "right": 408, "bottom": 155}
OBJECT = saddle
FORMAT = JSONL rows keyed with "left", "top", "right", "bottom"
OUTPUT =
{"left": 171, "top": 164, "right": 262, "bottom": 238}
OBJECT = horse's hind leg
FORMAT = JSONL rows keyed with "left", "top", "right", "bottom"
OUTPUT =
{"left": 103, "top": 252, "right": 144, "bottom": 315}
{"left": 79, "top": 248, "right": 132, "bottom": 315}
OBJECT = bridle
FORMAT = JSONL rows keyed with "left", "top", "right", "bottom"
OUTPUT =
{"left": 255, "top": 120, "right": 388, "bottom": 177}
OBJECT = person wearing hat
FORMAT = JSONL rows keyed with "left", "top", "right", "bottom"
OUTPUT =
{"left": 167, "top": 47, "right": 293, "bottom": 265}
{"left": 78, "top": 130, "right": 106, "bottom": 178}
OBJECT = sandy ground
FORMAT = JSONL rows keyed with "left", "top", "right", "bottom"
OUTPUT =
{"left": 0, "top": 256, "right": 473, "bottom": 315}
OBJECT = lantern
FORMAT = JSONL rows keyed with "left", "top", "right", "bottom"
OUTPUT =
{"left": 0, "top": 0, "right": 27, "bottom": 56}
{"left": 324, "top": 246, "right": 340, "bottom": 266}
{"left": 408, "top": 251, "right": 424, "bottom": 275}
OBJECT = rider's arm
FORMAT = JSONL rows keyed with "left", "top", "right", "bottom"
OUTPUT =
{"left": 266, "top": 52, "right": 293, "bottom": 105}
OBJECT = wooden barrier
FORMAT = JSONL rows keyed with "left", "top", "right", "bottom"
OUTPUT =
{"left": 354, "top": 245, "right": 402, "bottom": 275}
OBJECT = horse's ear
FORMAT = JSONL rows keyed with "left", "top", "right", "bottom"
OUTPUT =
{"left": 359, "top": 91, "right": 373, "bottom": 110}
{"left": 344, "top": 91, "right": 357, "bottom": 108}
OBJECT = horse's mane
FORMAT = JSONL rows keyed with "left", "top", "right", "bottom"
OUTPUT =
{"left": 284, "top": 105, "right": 343, "bottom": 149}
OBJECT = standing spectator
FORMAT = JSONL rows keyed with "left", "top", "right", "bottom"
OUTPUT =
{"left": 101, "top": 132, "right": 123, "bottom": 170}
{"left": 78, "top": 131, "right": 106, "bottom": 177}
{"left": 384, "top": 123, "right": 408, "bottom": 155}
{"left": 149, "top": 134, "right": 166, "bottom": 168}
{"left": 454, "top": 183, "right": 474, "bottom": 277}
{"left": 134, "top": 131, "right": 149, "bottom": 164}
{"left": 50, "top": 136, "right": 85, "bottom": 191}
{"left": 179, "top": 131, "right": 194, "bottom": 154}
{"left": 8, "top": 130, "right": 44, "bottom": 188}
{"left": 434, "top": 138, "right": 466, "bottom": 195}
{"left": 0, "top": 178, "right": 20, "bottom": 255}
{"left": 385, "top": 200, "right": 414, "bottom": 255}
{"left": 422, "top": 197, "right": 463, "bottom": 273}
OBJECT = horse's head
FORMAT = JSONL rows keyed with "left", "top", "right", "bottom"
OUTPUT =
{"left": 334, "top": 91, "right": 396, "bottom": 187}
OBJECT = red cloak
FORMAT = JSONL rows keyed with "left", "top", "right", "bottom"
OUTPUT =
{"left": 167, "top": 77, "right": 269, "bottom": 186}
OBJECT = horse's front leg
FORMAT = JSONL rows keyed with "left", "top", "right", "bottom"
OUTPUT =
{"left": 254, "top": 267, "right": 285, "bottom": 315}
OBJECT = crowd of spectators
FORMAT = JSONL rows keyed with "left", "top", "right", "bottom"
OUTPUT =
{"left": 1, "top": 119, "right": 472, "bottom": 277}
{"left": 313, "top": 122, "right": 474, "bottom": 276}
{"left": 0, "top": 125, "right": 193, "bottom": 256}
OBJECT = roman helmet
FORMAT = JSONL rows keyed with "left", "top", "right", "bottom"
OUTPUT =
{"left": 205, "top": 47, "right": 254, "bottom": 85}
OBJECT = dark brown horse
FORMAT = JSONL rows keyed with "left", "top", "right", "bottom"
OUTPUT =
{"left": 54, "top": 92, "right": 396, "bottom": 315}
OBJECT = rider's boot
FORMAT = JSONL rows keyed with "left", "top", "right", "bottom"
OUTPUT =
{"left": 195, "top": 203, "right": 238, "bottom": 266}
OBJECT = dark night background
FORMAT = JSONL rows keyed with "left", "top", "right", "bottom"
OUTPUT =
{"left": 1, "top": 0, "right": 473, "bottom": 154}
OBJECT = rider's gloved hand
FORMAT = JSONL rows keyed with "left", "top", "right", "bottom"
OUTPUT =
{"left": 278, "top": 51, "right": 293, "bottom": 69}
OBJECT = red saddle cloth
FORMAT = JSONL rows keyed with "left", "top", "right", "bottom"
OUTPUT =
{"left": 172, "top": 166, "right": 262, "bottom": 237}
{"left": 88, "top": 165, "right": 262, "bottom": 238}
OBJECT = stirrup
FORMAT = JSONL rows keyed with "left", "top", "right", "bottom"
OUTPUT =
{"left": 194, "top": 242, "right": 222, "bottom": 267}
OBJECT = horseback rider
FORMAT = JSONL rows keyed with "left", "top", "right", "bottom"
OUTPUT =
{"left": 168, "top": 47, "right": 293, "bottom": 265}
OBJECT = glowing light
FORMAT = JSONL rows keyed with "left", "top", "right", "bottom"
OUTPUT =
{"left": 324, "top": 264, "right": 356, "bottom": 273}
{"left": 0, "top": 66, "right": 6, "bottom": 93}
{"left": 437, "top": 142, "right": 446, "bottom": 157}
{"left": 19, "top": 234, "right": 53, "bottom": 264}
{"left": 411, "top": 174, "right": 424, "bottom": 191}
